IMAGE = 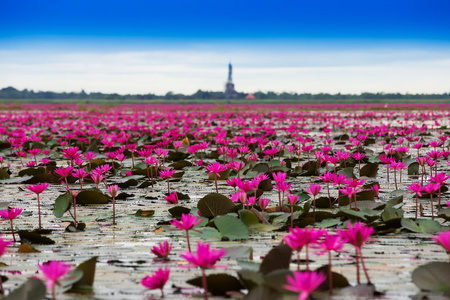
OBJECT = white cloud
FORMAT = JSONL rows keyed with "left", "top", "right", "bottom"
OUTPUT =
{"left": 0, "top": 45, "right": 449, "bottom": 94}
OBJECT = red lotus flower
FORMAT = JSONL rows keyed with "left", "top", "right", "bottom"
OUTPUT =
{"left": 181, "top": 242, "right": 226, "bottom": 269}
{"left": 432, "top": 231, "right": 450, "bottom": 254}
{"left": 25, "top": 183, "right": 49, "bottom": 231}
{"left": 25, "top": 183, "right": 49, "bottom": 195}
{"left": 151, "top": 241, "right": 172, "bottom": 260}
{"left": 165, "top": 192, "right": 178, "bottom": 204}
{"left": 0, "top": 207, "right": 23, "bottom": 242}
{"left": 171, "top": 213, "right": 202, "bottom": 252}
{"left": 141, "top": 267, "right": 170, "bottom": 297}
{"left": 284, "top": 270, "right": 326, "bottom": 300}
{"left": 37, "top": 260, "right": 72, "bottom": 292}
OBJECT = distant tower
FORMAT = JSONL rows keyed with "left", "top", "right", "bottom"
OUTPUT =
{"left": 225, "top": 63, "right": 238, "bottom": 98}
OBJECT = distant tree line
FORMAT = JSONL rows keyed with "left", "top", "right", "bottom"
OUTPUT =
{"left": 1, "top": 86, "right": 449, "bottom": 101}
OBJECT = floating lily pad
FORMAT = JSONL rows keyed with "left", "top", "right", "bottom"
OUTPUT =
{"left": 0, "top": 168, "right": 10, "bottom": 179}
{"left": 115, "top": 192, "right": 134, "bottom": 200}
{"left": 360, "top": 162, "right": 379, "bottom": 177}
{"left": 337, "top": 167, "right": 356, "bottom": 179}
{"left": 197, "top": 193, "right": 237, "bottom": 218}
{"left": 117, "top": 179, "right": 138, "bottom": 188}
{"left": 412, "top": 262, "right": 450, "bottom": 292}
{"left": 401, "top": 218, "right": 443, "bottom": 234}
{"left": 214, "top": 215, "right": 249, "bottom": 240}
{"left": 65, "top": 221, "right": 86, "bottom": 232}
{"left": 18, "top": 230, "right": 55, "bottom": 245}
{"left": 253, "top": 163, "right": 270, "bottom": 173}
{"left": 3, "top": 278, "right": 46, "bottom": 300}
{"left": 24, "top": 173, "right": 57, "bottom": 184}
{"left": 69, "top": 257, "right": 98, "bottom": 293}
{"left": 258, "top": 179, "right": 273, "bottom": 191}
{"left": 77, "top": 189, "right": 108, "bottom": 205}
{"left": 208, "top": 169, "right": 230, "bottom": 180}
{"left": 168, "top": 206, "right": 191, "bottom": 218}
{"left": 259, "top": 243, "right": 292, "bottom": 275}
{"left": 239, "top": 209, "right": 259, "bottom": 227}
{"left": 190, "top": 227, "right": 222, "bottom": 241}
{"left": 54, "top": 192, "right": 71, "bottom": 218}
{"left": 408, "top": 162, "right": 420, "bottom": 176}
{"left": 135, "top": 209, "right": 155, "bottom": 217}
{"left": 187, "top": 273, "right": 244, "bottom": 296}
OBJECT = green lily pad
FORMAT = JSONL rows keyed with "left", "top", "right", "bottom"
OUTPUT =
{"left": 168, "top": 206, "right": 191, "bottom": 218}
{"left": 77, "top": 189, "right": 108, "bottom": 205}
{"left": 18, "top": 230, "right": 55, "bottom": 245}
{"left": 360, "top": 162, "right": 379, "bottom": 177}
{"left": 386, "top": 195, "right": 403, "bottom": 208}
{"left": 187, "top": 273, "right": 244, "bottom": 296}
{"left": 134, "top": 209, "right": 155, "bottom": 217}
{"left": 401, "top": 218, "right": 443, "bottom": 234}
{"left": 337, "top": 167, "right": 356, "bottom": 179}
{"left": 381, "top": 207, "right": 404, "bottom": 222}
{"left": 208, "top": 169, "right": 230, "bottom": 180}
{"left": 197, "top": 193, "right": 237, "bottom": 218}
{"left": 0, "top": 168, "right": 10, "bottom": 179}
{"left": 69, "top": 257, "right": 98, "bottom": 292}
{"left": 259, "top": 243, "right": 292, "bottom": 276}
{"left": 214, "top": 215, "right": 249, "bottom": 240}
{"left": 239, "top": 209, "right": 259, "bottom": 227}
{"left": 190, "top": 227, "right": 222, "bottom": 241}
{"left": 2, "top": 278, "right": 46, "bottom": 300}
{"left": 412, "top": 262, "right": 450, "bottom": 292}
{"left": 54, "top": 192, "right": 71, "bottom": 218}
{"left": 65, "top": 222, "right": 86, "bottom": 232}
{"left": 258, "top": 179, "right": 273, "bottom": 191}
{"left": 263, "top": 269, "right": 293, "bottom": 293}
{"left": 24, "top": 173, "right": 57, "bottom": 184}
{"left": 408, "top": 162, "right": 420, "bottom": 176}
{"left": 253, "top": 163, "right": 270, "bottom": 173}
{"left": 237, "top": 269, "right": 264, "bottom": 290}
{"left": 223, "top": 246, "right": 253, "bottom": 260}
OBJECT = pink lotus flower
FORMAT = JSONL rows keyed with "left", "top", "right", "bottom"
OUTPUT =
{"left": 141, "top": 267, "right": 170, "bottom": 297}
{"left": 407, "top": 182, "right": 423, "bottom": 219}
{"left": 165, "top": 192, "right": 178, "bottom": 204}
{"left": 305, "top": 183, "right": 321, "bottom": 220}
{"left": 284, "top": 227, "right": 325, "bottom": 270}
{"left": 287, "top": 194, "right": 299, "bottom": 227}
{"left": 72, "top": 168, "right": 89, "bottom": 190}
{"left": 432, "top": 231, "right": 450, "bottom": 257}
{"left": 25, "top": 183, "right": 49, "bottom": 195}
{"left": 181, "top": 242, "right": 226, "bottom": 269}
{"left": 316, "top": 233, "right": 345, "bottom": 294}
{"left": 272, "top": 171, "right": 287, "bottom": 183}
{"left": 90, "top": 171, "right": 104, "bottom": 189}
{"left": 205, "top": 162, "right": 227, "bottom": 193}
{"left": 0, "top": 207, "right": 23, "bottom": 242}
{"left": 108, "top": 185, "right": 119, "bottom": 225}
{"left": 151, "top": 241, "right": 172, "bottom": 260}
{"left": 424, "top": 182, "right": 440, "bottom": 220}
{"left": 160, "top": 168, "right": 176, "bottom": 193}
{"left": 0, "top": 236, "right": 13, "bottom": 294}
{"left": 171, "top": 213, "right": 202, "bottom": 251}
{"left": 54, "top": 166, "right": 74, "bottom": 189}
{"left": 340, "top": 221, "right": 374, "bottom": 284}
{"left": 159, "top": 168, "right": 176, "bottom": 180}
{"left": 25, "top": 183, "right": 49, "bottom": 231}
{"left": 284, "top": 270, "right": 326, "bottom": 300}
{"left": 37, "top": 261, "right": 72, "bottom": 297}
{"left": 0, "top": 236, "right": 13, "bottom": 257}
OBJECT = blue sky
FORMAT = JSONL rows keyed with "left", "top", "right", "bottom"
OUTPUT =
{"left": 1, "top": 0, "right": 449, "bottom": 94}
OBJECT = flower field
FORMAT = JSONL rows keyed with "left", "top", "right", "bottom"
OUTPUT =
{"left": 0, "top": 103, "right": 449, "bottom": 300}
